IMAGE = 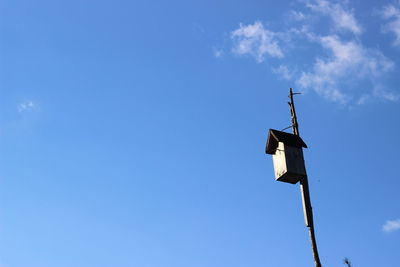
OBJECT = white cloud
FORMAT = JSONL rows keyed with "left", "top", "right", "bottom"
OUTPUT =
{"left": 356, "top": 94, "right": 371, "bottom": 105}
{"left": 272, "top": 65, "right": 294, "bottom": 80}
{"left": 297, "top": 35, "right": 394, "bottom": 103}
{"left": 213, "top": 48, "right": 223, "bottom": 58}
{"left": 373, "top": 85, "right": 399, "bottom": 101}
{"left": 381, "top": 2, "right": 400, "bottom": 46}
{"left": 356, "top": 85, "right": 400, "bottom": 104}
{"left": 231, "top": 21, "right": 283, "bottom": 63}
{"left": 225, "top": 1, "right": 399, "bottom": 105}
{"left": 306, "top": 0, "right": 362, "bottom": 34}
{"left": 382, "top": 219, "right": 400, "bottom": 232}
{"left": 18, "top": 100, "right": 36, "bottom": 112}
{"left": 289, "top": 10, "right": 307, "bottom": 21}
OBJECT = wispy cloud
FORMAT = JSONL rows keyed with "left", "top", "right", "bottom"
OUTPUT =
{"left": 223, "top": 1, "right": 400, "bottom": 105}
{"left": 289, "top": 10, "right": 307, "bottom": 21}
{"left": 18, "top": 100, "right": 36, "bottom": 113}
{"left": 306, "top": 0, "right": 362, "bottom": 35}
{"left": 231, "top": 21, "right": 283, "bottom": 63}
{"left": 382, "top": 219, "right": 400, "bottom": 232}
{"left": 297, "top": 35, "right": 394, "bottom": 103}
{"left": 373, "top": 85, "right": 399, "bottom": 102}
{"left": 272, "top": 65, "right": 294, "bottom": 80}
{"left": 213, "top": 47, "right": 223, "bottom": 58}
{"left": 381, "top": 2, "right": 400, "bottom": 46}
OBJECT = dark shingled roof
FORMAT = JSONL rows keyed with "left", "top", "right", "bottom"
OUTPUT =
{"left": 265, "top": 129, "right": 308, "bottom": 154}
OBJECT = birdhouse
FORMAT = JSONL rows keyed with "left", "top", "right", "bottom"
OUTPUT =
{"left": 265, "top": 129, "right": 308, "bottom": 184}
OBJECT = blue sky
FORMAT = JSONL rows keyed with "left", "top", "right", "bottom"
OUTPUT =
{"left": 1, "top": 0, "right": 400, "bottom": 266}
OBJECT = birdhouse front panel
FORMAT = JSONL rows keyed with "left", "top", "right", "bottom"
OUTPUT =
{"left": 272, "top": 142, "right": 287, "bottom": 179}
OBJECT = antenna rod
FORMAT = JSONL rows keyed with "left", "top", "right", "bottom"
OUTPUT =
{"left": 289, "top": 88, "right": 299, "bottom": 136}
{"left": 288, "top": 88, "right": 322, "bottom": 267}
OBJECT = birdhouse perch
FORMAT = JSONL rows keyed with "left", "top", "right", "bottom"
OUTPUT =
{"left": 266, "top": 129, "right": 308, "bottom": 184}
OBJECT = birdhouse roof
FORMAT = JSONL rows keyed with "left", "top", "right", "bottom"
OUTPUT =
{"left": 265, "top": 129, "right": 308, "bottom": 154}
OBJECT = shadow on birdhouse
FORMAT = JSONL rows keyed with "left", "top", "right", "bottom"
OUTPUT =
{"left": 266, "top": 129, "right": 308, "bottom": 184}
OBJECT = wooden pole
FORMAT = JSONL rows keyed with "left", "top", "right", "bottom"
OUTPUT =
{"left": 288, "top": 88, "right": 322, "bottom": 267}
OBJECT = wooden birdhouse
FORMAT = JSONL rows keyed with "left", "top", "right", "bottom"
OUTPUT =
{"left": 265, "top": 129, "right": 308, "bottom": 184}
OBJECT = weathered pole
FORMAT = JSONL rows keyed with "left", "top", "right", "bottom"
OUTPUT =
{"left": 288, "top": 88, "right": 322, "bottom": 267}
